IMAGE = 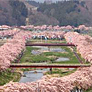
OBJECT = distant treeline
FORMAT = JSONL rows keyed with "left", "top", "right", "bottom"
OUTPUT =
{"left": 0, "top": 0, "right": 91, "bottom": 26}
{"left": 9, "top": 0, "right": 28, "bottom": 26}
{"left": 37, "top": 0, "right": 90, "bottom": 27}
{"left": 0, "top": 0, "right": 28, "bottom": 26}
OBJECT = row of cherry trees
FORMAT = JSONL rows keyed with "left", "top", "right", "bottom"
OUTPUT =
{"left": 0, "top": 30, "right": 92, "bottom": 91}
{"left": 0, "top": 29, "right": 32, "bottom": 70}
{"left": 21, "top": 24, "right": 89, "bottom": 31}
{"left": 65, "top": 32, "right": 92, "bottom": 63}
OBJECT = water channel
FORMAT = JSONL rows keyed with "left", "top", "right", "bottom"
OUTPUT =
{"left": 31, "top": 46, "right": 66, "bottom": 55}
{"left": 19, "top": 69, "right": 49, "bottom": 83}
{"left": 19, "top": 46, "right": 71, "bottom": 83}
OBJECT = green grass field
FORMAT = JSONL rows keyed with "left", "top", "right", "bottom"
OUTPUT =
{"left": 29, "top": 39, "right": 66, "bottom": 43}
{"left": 20, "top": 39, "right": 87, "bottom": 64}
{"left": 7, "top": 39, "right": 90, "bottom": 92}
{"left": 44, "top": 68, "right": 77, "bottom": 77}
{"left": 0, "top": 69, "right": 21, "bottom": 85}
{"left": 84, "top": 88, "right": 92, "bottom": 92}
{"left": 20, "top": 46, "right": 80, "bottom": 64}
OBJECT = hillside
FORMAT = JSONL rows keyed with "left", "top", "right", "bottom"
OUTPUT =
{"left": 22, "top": 0, "right": 59, "bottom": 26}
{"left": 28, "top": 11, "right": 59, "bottom": 26}
{"left": 37, "top": 0, "right": 92, "bottom": 26}
{"left": 0, "top": 0, "right": 92, "bottom": 26}
{"left": 0, "top": 0, "right": 59, "bottom": 26}
{"left": 0, "top": 0, "right": 28, "bottom": 26}
{"left": 26, "top": 0, "right": 40, "bottom": 7}
{"left": 19, "top": 0, "right": 36, "bottom": 9}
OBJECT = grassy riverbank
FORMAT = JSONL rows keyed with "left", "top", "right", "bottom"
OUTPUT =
{"left": 0, "top": 69, "right": 21, "bottom": 86}
{"left": 29, "top": 39, "right": 66, "bottom": 44}
{"left": 0, "top": 39, "right": 7, "bottom": 46}
{"left": 20, "top": 46, "right": 51, "bottom": 63}
{"left": 44, "top": 68, "right": 77, "bottom": 77}
{"left": 0, "top": 68, "right": 91, "bottom": 92}
{"left": 21, "top": 39, "right": 88, "bottom": 64}
{"left": 20, "top": 46, "right": 81, "bottom": 64}
{"left": 85, "top": 88, "right": 92, "bottom": 92}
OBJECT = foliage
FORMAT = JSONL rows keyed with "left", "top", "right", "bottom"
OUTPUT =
{"left": 80, "top": 1, "right": 85, "bottom": 7}
{"left": 37, "top": 1, "right": 90, "bottom": 27}
{"left": 85, "top": 88, "right": 92, "bottom": 92}
{"left": 20, "top": 45, "right": 80, "bottom": 64}
{"left": 0, "top": 69, "right": 21, "bottom": 85}
{"left": 74, "top": 29, "right": 80, "bottom": 33}
{"left": 20, "top": 46, "right": 51, "bottom": 63}
{"left": 45, "top": 68, "right": 77, "bottom": 77}
{"left": 9, "top": 0, "right": 28, "bottom": 26}
{"left": 27, "top": 1, "right": 40, "bottom": 7}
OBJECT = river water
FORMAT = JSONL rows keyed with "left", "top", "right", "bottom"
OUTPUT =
{"left": 56, "top": 57, "right": 69, "bottom": 62}
{"left": 19, "top": 69, "right": 49, "bottom": 83}
{"left": 19, "top": 46, "right": 84, "bottom": 91}
{"left": 31, "top": 46, "right": 65, "bottom": 55}
{"left": 19, "top": 46, "right": 70, "bottom": 83}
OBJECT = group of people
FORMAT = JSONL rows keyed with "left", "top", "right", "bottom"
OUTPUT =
{"left": 32, "top": 31, "right": 65, "bottom": 40}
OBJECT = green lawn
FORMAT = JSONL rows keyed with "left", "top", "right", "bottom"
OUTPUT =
{"left": 0, "top": 69, "right": 21, "bottom": 85}
{"left": 84, "top": 88, "right": 92, "bottom": 92}
{"left": 28, "top": 39, "right": 66, "bottom": 44}
{"left": 44, "top": 68, "right": 77, "bottom": 77}
{"left": 4, "top": 39, "right": 91, "bottom": 91}
{"left": 20, "top": 46, "right": 52, "bottom": 63}
{"left": 20, "top": 46, "right": 80, "bottom": 64}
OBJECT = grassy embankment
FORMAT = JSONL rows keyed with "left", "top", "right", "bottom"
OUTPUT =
{"left": 0, "top": 39, "right": 6, "bottom": 46}
{"left": 29, "top": 39, "right": 66, "bottom": 43}
{"left": 84, "top": 88, "right": 92, "bottom": 92}
{"left": 19, "top": 39, "right": 89, "bottom": 73}
{"left": 18, "top": 44, "right": 81, "bottom": 77}
{"left": 2, "top": 39, "right": 88, "bottom": 87}
{"left": 0, "top": 39, "right": 21, "bottom": 86}
{"left": 20, "top": 46, "right": 84, "bottom": 64}
{"left": 19, "top": 39, "right": 90, "bottom": 78}
{"left": 44, "top": 68, "right": 77, "bottom": 77}
{"left": 0, "top": 69, "right": 21, "bottom": 85}
{"left": 22, "top": 39, "right": 88, "bottom": 64}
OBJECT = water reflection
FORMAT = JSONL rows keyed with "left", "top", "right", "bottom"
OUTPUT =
{"left": 31, "top": 46, "right": 65, "bottom": 55}
{"left": 56, "top": 57, "right": 69, "bottom": 62}
{"left": 19, "top": 69, "right": 49, "bottom": 83}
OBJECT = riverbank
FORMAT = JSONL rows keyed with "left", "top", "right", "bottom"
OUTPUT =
{"left": 20, "top": 46, "right": 81, "bottom": 64}
{"left": 1, "top": 38, "right": 90, "bottom": 90}
{"left": 29, "top": 39, "right": 66, "bottom": 44}
{"left": 44, "top": 68, "right": 77, "bottom": 77}
{"left": 0, "top": 68, "right": 77, "bottom": 85}
{"left": 19, "top": 68, "right": 77, "bottom": 83}
{"left": 85, "top": 88, "right": 92, "bottom": 92}
{"left": 0, "top": 69, "right": 21, "bottom": 86}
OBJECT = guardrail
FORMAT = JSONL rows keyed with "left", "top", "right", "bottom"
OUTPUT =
{"left": 26, "top": 43, "right": 75, "bottom": 47}
{"left": 10, "top": 64, "right": 90, "bottom": 68}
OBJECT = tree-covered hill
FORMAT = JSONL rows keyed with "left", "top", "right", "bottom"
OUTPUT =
{"left": 0, "top": 0, "right": 92, "bottom": 26}
{"left": 37, "top": 0, "right": 92, "bottom": 26}
{"left": 0, "top": 0, "right": 59, "bottom": 26}
{"left": 26, "top": 0, "right": 40, "bottom": 7}
{"left": 0, "top": 0, "right": 28, "bottom": 26}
